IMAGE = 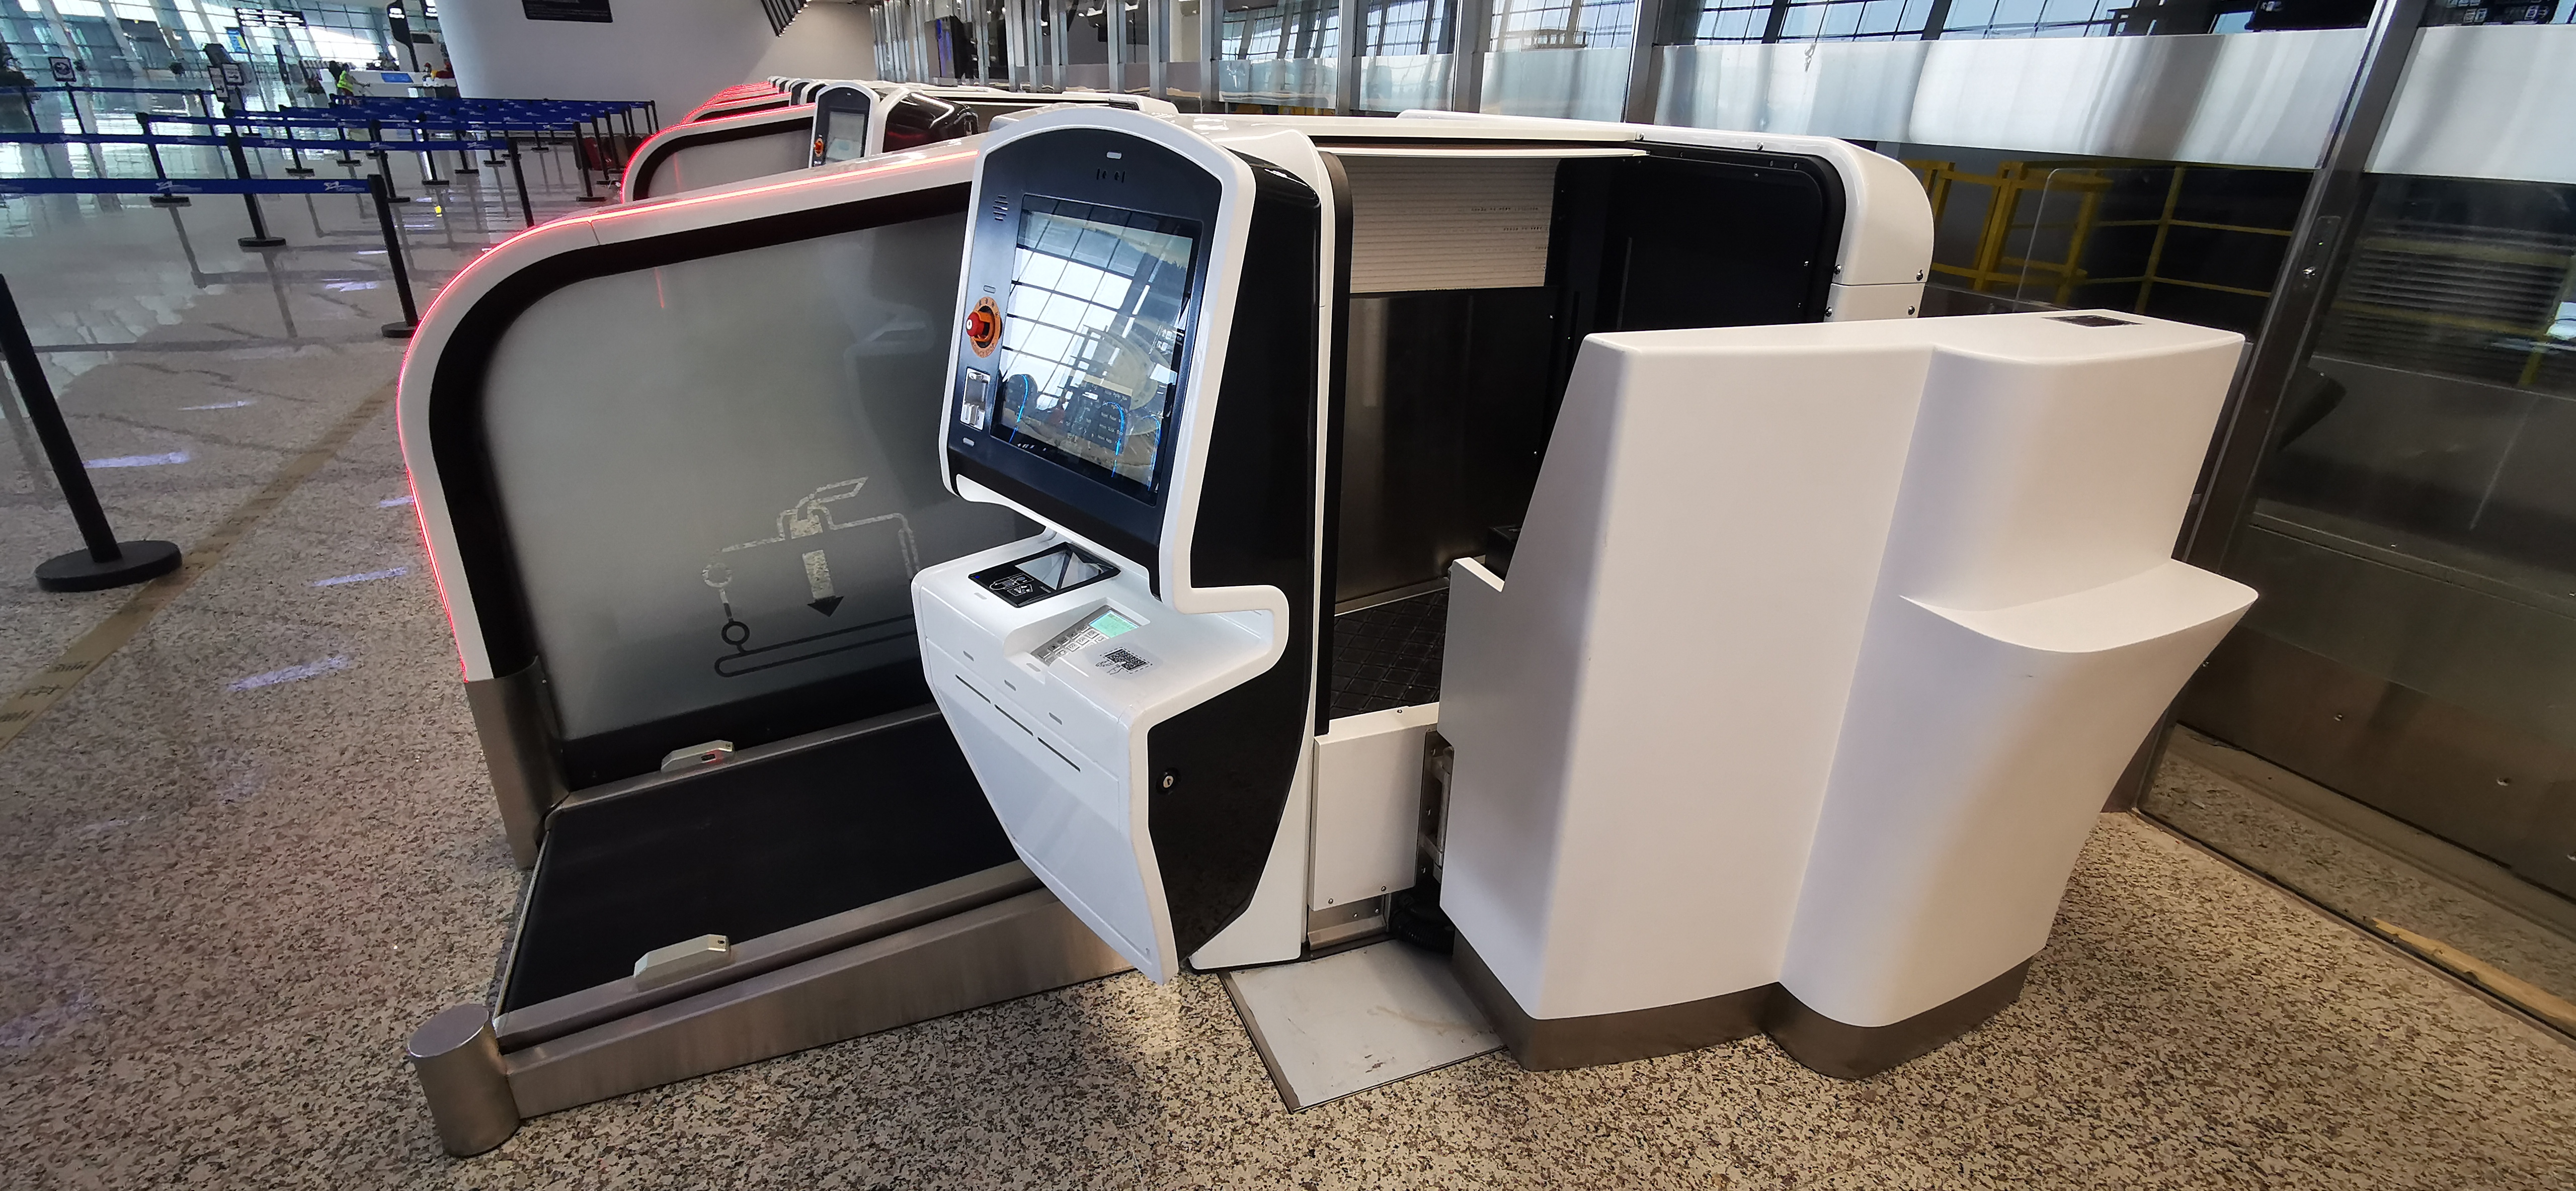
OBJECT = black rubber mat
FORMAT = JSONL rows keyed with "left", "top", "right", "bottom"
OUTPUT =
{"left": 1328, "top": 588, "right": 1447, "bottom": 720}
{"left": 501, "top": 707, "right": 1015, "bottom": 1011}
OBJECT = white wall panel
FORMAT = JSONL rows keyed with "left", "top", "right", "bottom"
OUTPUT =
{"left": 444, "top": 0, "right": 871, "bottom": 122}
{"left": 2372, "top": 25, "right": 2576, "bottom": 186}
{"left": 1657, "top": 30, "right": 2365, "bottom": 170}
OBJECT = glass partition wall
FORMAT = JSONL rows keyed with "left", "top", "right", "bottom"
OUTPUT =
{"left": 854, "top": 0, "right": 2576, "bottom": 1032}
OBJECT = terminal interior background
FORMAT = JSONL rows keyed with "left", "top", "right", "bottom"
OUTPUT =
{"left": 2, "top": 0, "right": 2574, "bottom": 1185}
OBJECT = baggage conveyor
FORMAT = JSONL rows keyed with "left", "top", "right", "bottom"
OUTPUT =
{"left": 394, "top": 136, "right": 1128, "bottom": 1156}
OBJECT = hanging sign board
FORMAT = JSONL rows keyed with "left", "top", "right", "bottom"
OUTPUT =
{"left": 49, "top": 57, "right": 75, "bottom": 83}
{"left": 523, "top": 0, "right": 613, "bottom": 22}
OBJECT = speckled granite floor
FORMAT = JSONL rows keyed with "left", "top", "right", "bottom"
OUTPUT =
{"left": 2148, "top": 742, "right": 2576, "bottom": 1010}
{"left": 6, "top": 168, "right": 2576, "bottom": 1190}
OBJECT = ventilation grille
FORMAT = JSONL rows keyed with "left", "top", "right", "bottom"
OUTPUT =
{"left": 1335, "top": 155, "right": 1557, "bottom": 294}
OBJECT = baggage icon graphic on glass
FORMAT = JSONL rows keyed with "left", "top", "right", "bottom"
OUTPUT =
{"left": 702, "top": 478, "right": 920, "bottom": 678}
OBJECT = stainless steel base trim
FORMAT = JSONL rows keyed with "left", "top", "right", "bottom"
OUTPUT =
{"left": 1452, "top": 936, "right": 1766, "bottom": 1072}
{"left": 1454, "top": 934, "right": 2031, "bottom": 1079}
{"left": 464, "top": 661, "right": 567, "bottom": 871}
{"left": 407, "top": 1004, "right": 521, "bottom": 1156}
{"left": 492, "top": 861, "right": 1042, "bottom": 1049}
{"left": 499, "top": 889, "right": 1132, "bottom": 1118}
{"left": 1764, "top": 959, "right": 2034, "bottom": 1081}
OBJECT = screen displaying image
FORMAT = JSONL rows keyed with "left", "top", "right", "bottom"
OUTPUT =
{"left": 986, "top": 196, "right": 1199, "bottom": 498}
{"left": 818, "top": 104, "right": 867, "bottom": 163}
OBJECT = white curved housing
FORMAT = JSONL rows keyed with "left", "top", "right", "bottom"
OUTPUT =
{"left": 1440, "top": 310, "right": 2254, "bottom": 1028}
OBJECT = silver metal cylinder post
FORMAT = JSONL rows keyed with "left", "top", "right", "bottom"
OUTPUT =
{"left": 407, "top": 1004, "right": 520, "bottom": 1156}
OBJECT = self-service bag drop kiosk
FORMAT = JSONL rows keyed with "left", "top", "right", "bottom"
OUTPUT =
{"left": 621, "top": 102, "right": 824, "bottom": 203}
{"left": 685, "top": 86, "right": 792, "bottom": 123}
{"left": 914, "top": 108, "right": 2253, "bottom": 1082}
{"left": 910, "top": 106, "right": 1937, "bottom": 987}
{"left": 625, "top": 83, "right": 1174, "bottom": 203}
{"left": 805, "top": 83, "right": 1176, "bottom": 172}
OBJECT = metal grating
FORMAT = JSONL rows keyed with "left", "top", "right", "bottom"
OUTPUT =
{"left": 1328, "top": 588, "right": 1447, "bottom": 721}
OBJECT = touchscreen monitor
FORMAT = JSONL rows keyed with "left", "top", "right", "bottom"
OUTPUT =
{"left": 972, "top": 196, "right": 1199, "bottom": 501}
{"left": 815, "top": 99, "right": 868, "bottom": 164}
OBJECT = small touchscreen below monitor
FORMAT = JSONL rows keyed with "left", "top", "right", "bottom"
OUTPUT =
{"left": 977, "top": 195, "right": 1200, "bottom": 502}
{"left": 817, "top": 103, "right": 868, "bottom": 163}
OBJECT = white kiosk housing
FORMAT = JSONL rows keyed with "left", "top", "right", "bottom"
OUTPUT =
{"left": 623, "top": 102, "right": 820, "bottom": 203}
{"left": 1440, "top": 311, "right": 2256, "bottom": 1076}
{"left": 911, "top": 107, "right": 1939, "bottom": 997}
{"left": 626, "top": 82, "right": 1175, "bottom": 203}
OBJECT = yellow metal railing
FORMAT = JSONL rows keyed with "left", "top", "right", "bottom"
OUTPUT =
{"left": 1905, "top": 159, "right": 2293, "bottom": 313}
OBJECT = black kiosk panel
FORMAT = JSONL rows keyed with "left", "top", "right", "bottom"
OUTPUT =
{"left": 946, "top": 128, "right": 1223, "bottom": 578}
{"left": 880, "top": 92, "right": 978, "bottom": 152}
{"left": 810, "top": 85, "right": 874, "bottom": 165}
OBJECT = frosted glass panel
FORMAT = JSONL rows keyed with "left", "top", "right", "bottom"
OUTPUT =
{"left": 481, "top": 216, "right": 1027, "bottom": 740}
{"left": 1358, "top": 53, "right": 1454, "bottom": 111}
{"left": 1482, "top": 44, "right": 1631, "bottom": 120}
{"left": 1220, "top": 56, "right": 1340, "bottom": 106}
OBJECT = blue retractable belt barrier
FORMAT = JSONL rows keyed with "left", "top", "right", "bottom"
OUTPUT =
{"left": 18, "top": 84, "right": 215, "bottom": 97}
{"left": 121, "top": 114, "right": 566, "bottom": 134}
{"left": 0, "top": 177, "right": 368, "bottom": 195}
{"left": 0, "top": 132, "right": 514, "bottom": 152}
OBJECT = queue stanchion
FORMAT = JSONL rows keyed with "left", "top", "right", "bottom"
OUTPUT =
{"left": 333, "top": 111, "right": 360, "bottom": 165}
{"left": 416, "top": 119, "right": 448, "bottom": 187}
{"left": 367, "top": 118, "right": 409, "bottom": 202}
{"left": 570, "top": 120, "right": 604, "bottom": 204}
{"left": 507, "top": 137, "right": 535, "bottom": 229}
{"left": 368, "top": 174, "right": 420, "bottom": 340}
{"left": 137, "top": 114, "right": 190, "bottom": 207}
{"left": 225, "top": 129, "right": 286, "bottom": 249}
{"left": 282, "top": 119, "right": 314, "bottom": 175}
{"left": 0, "top": 274, "right": 184, "bottom": 592}
{"left": 614, "top": 107, "right": 638, "bottom": 182}
{"left": 481, "top": 121, "right": 507, "bottom": 168}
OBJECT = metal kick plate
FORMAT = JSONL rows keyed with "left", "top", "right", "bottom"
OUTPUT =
{"left": 1222, "top": 940, "right": 1501, "bottom": 1112}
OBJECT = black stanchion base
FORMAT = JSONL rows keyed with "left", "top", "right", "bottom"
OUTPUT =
{"left": 284, "top": 166, "right": 315, "bottom": 176}
{"left": 36, "top": 540, "right": 182, "bottom": 592}
{"left": 575, "top": 195, "right": 609, "bottom": 204}
{"left": 421, "top": 179, "right": 452, "bottom": 187}
{"left": 382, "top": 321, "right": 417, "bottom": 339}
{"left": 335, "top": 157, "right": 361, "bottom": 165}
{"left": 148, "top": 195, "right": 190, "bottom": 207}
{"left": 454, "top": 166, "right": 480, "bottom": 175}
{"left": 238, "top": 236, "right": 286, "bottom": 249}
